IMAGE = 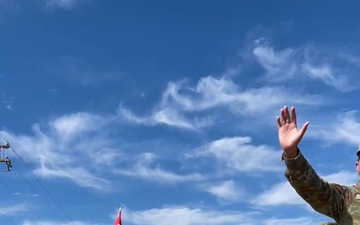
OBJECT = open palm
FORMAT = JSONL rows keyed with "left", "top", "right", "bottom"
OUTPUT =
{"left": 276, "top": 106, "right": 310, "bottom": 155}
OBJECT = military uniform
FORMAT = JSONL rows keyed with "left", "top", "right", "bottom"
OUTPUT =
{"left": 282, "top": 148, "right": 360, "bottom": 225}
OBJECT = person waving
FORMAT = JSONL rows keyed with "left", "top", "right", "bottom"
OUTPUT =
{"left": 277, "top": 106, "right": 360, "bottom": 225}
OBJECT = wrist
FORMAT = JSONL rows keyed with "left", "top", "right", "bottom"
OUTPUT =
{"left": 283, "top": 147, "right": 299, "bottom": 158}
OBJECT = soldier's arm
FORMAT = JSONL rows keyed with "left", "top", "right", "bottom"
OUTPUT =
{"left": 283, "top": 148, "right": 347, "bottom": 222}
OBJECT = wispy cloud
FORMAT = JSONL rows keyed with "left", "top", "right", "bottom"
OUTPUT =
{"left": 50, "top": 112, "right": 115, "bottom": 143}
{"left": 56, "top": 112, "right": 111, "bottom": 133}
{"left": 159, "top": 76, "right": 324, "bottom": 114}
{"left": 302, "top": 63, "right": 355, "bottom": 92}
{"left": 118, "top": 107, "right": 209, "bottom": 131}
{"left": 321, "top": 171, "right": 358, "bottom": 186}
{"left": 253, "top": 170, "right": 357, "bottom": 207}
{"left": 118, "top": 75, "right": 326, "bottom": 131}
{"left": 0, "top": 108, "right": 208, "bottom": 190}
{"left": 123, "top": 205, "right": 321, "bottom": 225}
{"left": 0, "top": 203, "right": 27, "bottom": 216}
{"left": 115, "top": 153, "right": 205, "bottom": 184}
{"left": 190, "top": 136, "right": 282, "bottom": 173}
{"left": 23, "top": 220, "right": 102, "bottom": 225}
{"left": 0, "top": 90, "right": 14, "bottom": 111}
{"left": 45, "top": 57, "right": 122, "bottom": 85}
{"left": 253, "top": 43, "right": 298, "bottom": 81}
{"left": 200, "top": 180, "right": 243, "bottom": 203}
{"left": 33, "top": 166, "right": 110, "bottom": 191}
{"left": 44, "top": 0, "right": 84, "bottom": 10}
{"left": 252, "top": 181, "right": 304, "bottom": 207}
{"left": 251, "top": 39, "right": 358, "bottom": 92}
{"left": 261, "top": 217, "right": 320, "bottom": 225}
{"left": 125, "top": 206, "right": 258, "bottom": 225}
{"left": 0, "top": 112, "right": 118, "bottom": 191}
{"left": 308, "top": 110, "right": 360, "bottom": 146}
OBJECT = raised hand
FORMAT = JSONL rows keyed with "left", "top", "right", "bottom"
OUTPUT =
{"left": 276, "top": 106, "right": 310, "bottom": 158}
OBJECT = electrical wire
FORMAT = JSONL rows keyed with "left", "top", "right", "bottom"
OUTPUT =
{"left": 0, "top": 134, "right": 76, "bottom": 225}
{"left": 0, "top": 177, "right": 48, "bottom": 225}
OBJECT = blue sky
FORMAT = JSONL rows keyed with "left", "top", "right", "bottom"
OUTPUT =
{"left": 1, "top": 0, "right": 360, "bottom": 224}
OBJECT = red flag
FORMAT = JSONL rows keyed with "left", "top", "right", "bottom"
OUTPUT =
{"left": 113, "top": 207, "right": 122, "bottom": 225}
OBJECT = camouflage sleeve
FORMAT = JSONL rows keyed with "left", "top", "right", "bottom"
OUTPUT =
{"left": 283, "top": 148, "right": 347, "bottom": 222}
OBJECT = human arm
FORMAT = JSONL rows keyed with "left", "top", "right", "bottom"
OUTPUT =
{"left": 283, "top": 149, "right": 346, "bottom": 221}
{"left": 276, "top": 106, "right": 347, "bottom": 222}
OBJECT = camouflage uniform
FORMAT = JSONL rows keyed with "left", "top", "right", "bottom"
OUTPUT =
{"left": 282, "top": 148, "right": 360, "bottom": 225}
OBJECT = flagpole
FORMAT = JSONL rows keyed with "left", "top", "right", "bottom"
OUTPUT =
{"left": 118, "top": 205, "right": 122, "bottom": 225}
{"left": 113, "top": 205, "right": 123, "bottom": 225}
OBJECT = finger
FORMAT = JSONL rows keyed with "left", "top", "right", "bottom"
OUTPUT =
{"left": 298, "top": 121, "right": 310, "bottom": 140}
{"left": 276, "top": 116, "right": 282, "bottom": 128}
{"left": 284, "top": 106, "right": 291, "bottom": 123}
{"left": 280, "top": 108, "right": 286, "bottom": 125}
{"left": 291, "top": 107, "right": 297, "bottom": 127}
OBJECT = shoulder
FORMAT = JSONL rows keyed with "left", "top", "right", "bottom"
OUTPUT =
{"left": 330, "top": 183, "right": 355, "bottom": 205}
{"left": 331, "top": 183, "right": 347, "bottom": 190}
{"left": 330, "top": 183, "right": 353, "bottom": 193}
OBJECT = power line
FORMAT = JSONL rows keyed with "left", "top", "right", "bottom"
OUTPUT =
{"left": 0, "top": 210, "right": 18, "bottom": 225}
{"left": 0, "top": 203, "right": 20, "bottom": 225}
{"left": 0, "top": 135, "right": 76, "bottom": 225}
{"left": 11, "top": 146, "right": 76, "bottom": 225}
{"left": 13, "top": 166, "right": 69, "bottom": 225}
{"left": 0, "top": 176, "right": 48, "bottom": 225}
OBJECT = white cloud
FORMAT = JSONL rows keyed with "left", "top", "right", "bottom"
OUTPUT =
{"left": 118, "top": 107, "right": 208, "bottom": 131}
{"left": 1, "top": 91, "right": 14, "bottom": 111}
{"left": 50, "top": 57, "right": 122, "bottom": 85}
{"left": 0, "top": 109, "right": 209, "bottom": 190}
{"left": 262, "top": 217, "right": 320, "bottom": 225}
{"left": 253, "top": 44, "right": 298, "bottom": 81}
{"left": 23, "top": 220, "right": 101, "bottom": 225}
{"left": 251, "top": 40, "right": 358, "bottom": 92}
{"left": 192, "top": 136, "right": 282, "bottom": 173}
{"left": 3, "top": 124, "right": 70, "bottom": 167}
{"left": 33, "top": 166, "right": 110, "bottom": 191}
{"left": 13, "top": 192, "right": 39, "bottom": 198}
{"left": 321, "top": 171, "right": 358, "bottom": 186}
{"left": 0, "top": 203, "right": 27, "bottom": 216}
{"left": 87, "top": 147, "right": 126, "bottom": 167}
{"left": 125, "top": 206, "right": 257, "bottom": 225}
{"left": 118, "top": 75, "right": 326, "bottom": 130}
{"left": 44, "top": 0, "right": 83, "bottom": 10}
{"left": 252, "top": 181, "right": 304, "bottom": 207}
{"left": 202, "top": 180, "right": 243, "bottom": 202}
{"left": 302, "top": 63, "right": 354, "bottom": 92}
{"left": 123, "top": 205, "right": 322, "bottom": 225}
{"left": 338, "top": 52, "right": 360, "bottom": 67}
{"left": 160, "top": 77, "right": 324, "bottom": 114}
{"left": 253, "top": 170, "right": 358, "bottom": 207}
{"left": 308, "top": 110, "right": 360, "bottom": 145}
{"left": 21, "top": 204, "right": 325, "bottom": 225}
{"left": 115, "top": 153, "right": 205, "bottom": 184}
{"left": 50, "top": 112, "right": 114, "bottom": 143}
{"left": 161, "top": 77, "right": 238, "bottom": 111}
{"left": 0, "top": 111, "right": 117, "bottom": 191}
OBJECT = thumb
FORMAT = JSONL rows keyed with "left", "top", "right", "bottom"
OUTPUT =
{"left": 298, "top": 121, "right": 310, "bottom": 138}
